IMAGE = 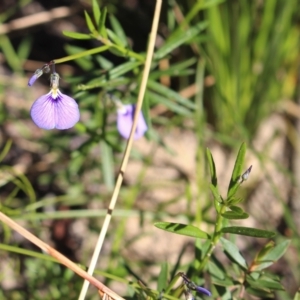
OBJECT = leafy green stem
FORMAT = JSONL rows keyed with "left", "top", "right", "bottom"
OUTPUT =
{"left": 53, "top": 45, "right": 110, "bottom": 64}
{"left": 198, "top": 204, "right": 226, "bottom": 272}
{"left": 94, "top": 35, "right": 145, "bottom": 61}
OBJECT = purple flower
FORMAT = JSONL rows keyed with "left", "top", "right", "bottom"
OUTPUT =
{"left": 117, "top": 104, "right": 147, "bottom": 140}
{"left": 30, "top": 73, "right": 80, "bottom": 130}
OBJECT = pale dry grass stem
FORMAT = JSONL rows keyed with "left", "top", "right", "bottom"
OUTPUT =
{"left": 78, "top": 0, "right": 163, "bottom": 299}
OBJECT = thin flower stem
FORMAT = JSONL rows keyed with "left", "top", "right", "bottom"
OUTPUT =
{"left": 53, "top": 45, "right": 110, "bottom": 64}
{"left": 0, "top": 211, "right": 125, "bottom": 300}
{"left": 78, "top": 1, "right": 162, "bottom": 299}
{"left": 53, "top": 37, "right": 144, "bottom": 65}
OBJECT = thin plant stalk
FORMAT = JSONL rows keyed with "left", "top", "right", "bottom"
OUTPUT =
{"left": 0, "top": 211, "right": 125, "bottom": 300}
{"left": 78, "top": 0, "right": 162, "bottom": 299}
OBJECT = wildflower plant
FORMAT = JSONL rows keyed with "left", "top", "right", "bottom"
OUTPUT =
{"left": 0, "top": 0, "right": 298, "bottom": 300}
{"left": 154, "top": 143, "right": 290, "bottom": 299}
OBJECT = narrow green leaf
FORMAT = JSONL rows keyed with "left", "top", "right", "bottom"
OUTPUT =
{"left": 92, "top": 0, "right": 101, "bottom": 25}
{"left": 206, "top": 148, "right": 217, "bottom": 186}
{"left": 147, "top": 80, "right": 196, "bottom": 110}
{"left": 0, "top": 139, "right": 12, "bottom": 162}
{"left": 151, "top": 69, "right": 194, "bottom": 79}
{"left": 195, "top": 238, "right": 210, "bottom": 262}
{"left": 201, "top": 0, "right": 227, "bottom": 9}
{"left": 99, "top": 7, "right": 108, "bottom": 37}
{"left": 231, "top": 143, "right": 247, "bottom": 179}
{"left": 208, "top": 260, "right": 225, "bottom": 280}
{"left": 209, "top": 184, "right": 222, "bottom": 203}
{"left": 227, "top": 143, "right": 247, "bottom": 198}
{"left": 108, "top": 61, "right": 141, "bottom": 79}
{"left": 157, "top": 262, "right": 168, "bottom": 292}
{"left": 142, "top": 92, "right": 151, "bottom": 137}
{"left": 17, "top": 36, "right": 32, "bottom": 60}
{"left": 79, "top": 78, "right": 130, "bottom": 91}
{"left": 255, "top": 241, "right": 275, "bottom": 261}
{"left": 100, "top": 140, "right": 114, "bottom": 191}
{"left": 221, "top": 226, "right": 276, "bottom": 238}
{"left": 220, "top": 238, "right": 248, "bottom": 270}
{"left": 249, "top": 272, "right": 260, "bottom": 280}
{"left": 109, "top": 14, "right": 128, "bottom": 46}
{"left": 227, "top": 183, "right": 240, "bottom": 200}
{"left": 259, "top": 240, "right": 290, "bottom": 262}
{"left": 96, "top": 55, "right": 114, "bottom": 70}
{"left": 154, "top": 222, "right": 210, "bottom": 239}
{"left": 0, "top": 243, "right": 58, "bottom": 262}
{"left": 155, "top": 22, "right": 207, "bottom": 60}
{"left": 84, "top": 10, "right": 96, "bottom": 33}
{"left": 229, "top": 205, "right": 243, "bottom": 213}
{"left": 107, "top": 28, "right": 126, "bottom": 47}
{"left": 149, "top": 57, "right": 197, "bottom": 79}
{"left": 226, "top": 197, "right": 243, "bottom": 206}
{"left": 62, "top": 31, "right": 92, "bottom": 40}
{"left": 0, "top": 35, "right": 21, "bottom": 71}
{"left": 246, "top": 287, "right": 273, "bottom": 298}
{"left": 147, "top": 91, "right": 192, "bottom": 116}
{"left": 221, "top": 211, "right": 249, "bottom": 220}
{"left": 246, "top": 276, "right": 284, "bottom": 291}
{"left": 211, "top": 276, "right": 234, "bottom": 287}
{"left": 65, "top": 45, "right": 94, "bottom": 70}
{"left": 250, "top": 261, "right": 274, "bottom": 272}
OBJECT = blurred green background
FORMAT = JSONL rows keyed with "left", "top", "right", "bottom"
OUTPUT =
{"left": 0, "top": 0, "right": 300, "bottom": 299}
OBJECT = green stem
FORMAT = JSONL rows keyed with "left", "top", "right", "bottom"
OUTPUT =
{"left": 53, "top": 45, "right": 110, "bottom": 64}
{"left": 198, "top": 204, "right": 226, "bottom": 272}
{"left": 95, "top": 35, "right": 145, "bottom": 61}
{"left": 53, "top": 36, "right": 144, "bottom": 65}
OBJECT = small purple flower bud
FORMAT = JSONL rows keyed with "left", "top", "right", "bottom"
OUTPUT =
{"left": 240, "top": 165, "right": 253, "bottom": 183}
{"left": 195, "top": 286, "right": 212, "bottom": 297}
{"left": 28, "top": 68, "right": 43, "bottom": 86}
{"left": 117, "top": 104, "right": 147, "bottom": 140}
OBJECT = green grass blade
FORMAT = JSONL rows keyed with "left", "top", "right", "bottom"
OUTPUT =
{"left": 154, "top": 22, "right": 207, "bottom": 60}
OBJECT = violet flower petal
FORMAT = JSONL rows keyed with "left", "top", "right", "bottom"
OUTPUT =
{"left": 117, "top": 104, "right": 147, "bottom": 140}
{"left": 195, "top": 286, "right": 212, "bottom": 297}
{"left": 30, "top": 89, "right": 80, "bottom": 130}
